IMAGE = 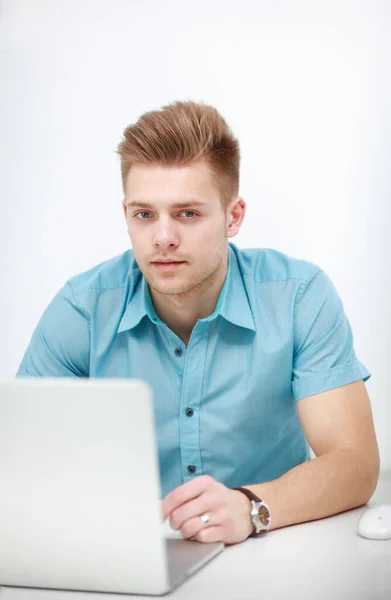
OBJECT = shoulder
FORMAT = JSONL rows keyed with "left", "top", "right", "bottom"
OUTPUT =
{"left": 66, "top": 249, "right": 136, "bottom": 297}
{"left": 232, "top": 244, "right": 321, "bottom": 287}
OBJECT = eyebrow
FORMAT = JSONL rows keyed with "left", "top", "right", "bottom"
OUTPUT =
{"left": 126, "top": 200, "right": 207, "bottom": 209}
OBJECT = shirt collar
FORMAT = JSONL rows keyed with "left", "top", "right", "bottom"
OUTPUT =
{"left": 117, "top": 243, "right": 256, "bottom": 334}
{"left": 117, "top": 259, "right": 149, "bottom": 333}
{"left": 219, "top": 244, "right": 256, "bottom": 332}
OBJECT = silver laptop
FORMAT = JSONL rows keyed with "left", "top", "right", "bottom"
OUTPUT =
{"left": 0, "top": 378, "right": 223, "bottom": 595}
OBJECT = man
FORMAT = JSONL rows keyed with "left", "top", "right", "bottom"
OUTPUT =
{"left": 17, "top": 101, "right": 380, "bottom": 545}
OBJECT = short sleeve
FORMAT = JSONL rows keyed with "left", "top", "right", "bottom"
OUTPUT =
{"left": 16, "top": 282, "right": 90, "bottom": 377}
{"left": 292, "top": 268, "right": 371, "bottom": 401}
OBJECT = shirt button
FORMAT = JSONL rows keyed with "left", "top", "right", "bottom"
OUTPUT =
{"left": 188, "top": 465, "right": 196, "bottom": 474}
{"left": 185, "top": 407, "right": 194, "bottom": 417}
{"left": 174, "top": 348, "right": 183, "bottom": 357}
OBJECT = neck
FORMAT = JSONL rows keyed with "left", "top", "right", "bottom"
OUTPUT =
{"left": 149, "top": 253, "right": 228, "bottom": 346}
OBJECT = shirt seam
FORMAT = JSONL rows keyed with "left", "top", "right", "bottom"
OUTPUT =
{"left": 66, "top": 282, "right": 92, "bottom": 373}
{"left": 67, "top": 282, "right": 91, "bottom": 323}
{"left": 73, "top": 284, "right": 127, "bottom": 295}
{"left": 295, "top": 265, "right": 320, "bottom": 303}
{"left": 242, "top": 267, "right": 319, "bottom": 285}
{"left": 247, "top": 274, "right": 313, "bottom": 284}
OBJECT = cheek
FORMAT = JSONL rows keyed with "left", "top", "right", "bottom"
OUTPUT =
{"left": 197, "top": 223, "right": 226, "bottom": 248}
{"left": 193, "top": 218, "right": 226, "bottom": 241}
{"left": 127, "top": 231, "right": 146, "bottom": 262}
{"left": 128, "top": 225, "right": 145, "bottom": 245}
{"left": 191, "top": 230, "right": 226, "bottom": 265}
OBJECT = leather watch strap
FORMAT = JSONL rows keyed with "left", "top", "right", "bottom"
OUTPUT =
{"left": 233, "top": 486, "right": 270, "bottom": 537}
{"left": 233, "top": 486, "right": 262, "bottom": 503}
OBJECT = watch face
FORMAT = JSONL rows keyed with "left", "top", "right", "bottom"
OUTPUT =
{"left": 258, "top": 504, "right": 270, "bottom": 527}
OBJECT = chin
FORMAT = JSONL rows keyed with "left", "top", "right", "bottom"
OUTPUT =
{"left": 144, "top": 271, "right": 196, "bottom": 295}
{"left": 149, "top": 281, "right": 191, "bottom": 296}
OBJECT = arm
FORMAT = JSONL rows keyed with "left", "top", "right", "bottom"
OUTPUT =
{"left": 162, "top": 380, "right": 380, "bottom": 544}
{"left": 162, "top": 267, "right": 379, "bottom": 544}
{"left": 16, "top": 282, "right": 90, "bottom": 377}
{"left": 248, "top": 267, "right": 380, "bottom": 530}
{"left": 245, "top": 379, "right": 380, "bottom": 531}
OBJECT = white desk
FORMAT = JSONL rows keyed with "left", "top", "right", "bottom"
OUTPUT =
{"left": 1, "top": 473, "right": 390, "bottom": 600}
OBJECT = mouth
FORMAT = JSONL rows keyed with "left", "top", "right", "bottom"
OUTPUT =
{"left": 151, "top": 261, "right": 186, "bottom": 271}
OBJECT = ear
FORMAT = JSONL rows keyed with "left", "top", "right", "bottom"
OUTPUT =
{"left": 226, "top": 197, "right": 246, "bottom": 238}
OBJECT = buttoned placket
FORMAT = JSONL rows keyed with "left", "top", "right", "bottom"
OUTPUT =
{"left": 177, "top": 320, "right": 210, "bottom": 482}
{"left": 163, "top": 320, "right": 210, "bottom": 483}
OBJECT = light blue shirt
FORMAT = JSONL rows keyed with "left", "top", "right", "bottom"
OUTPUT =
{"left": 16, "top": 243, "right": 371, "bottom": 497}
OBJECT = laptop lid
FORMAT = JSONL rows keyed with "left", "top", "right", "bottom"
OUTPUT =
{"left": 0, "top": 378, "right": 170, "bottom": 595}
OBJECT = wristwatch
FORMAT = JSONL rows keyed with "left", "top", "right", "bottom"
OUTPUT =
{"left": 234, "top": 487, "right": 271, "bottom": 537}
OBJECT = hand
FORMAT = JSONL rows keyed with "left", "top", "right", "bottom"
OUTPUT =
{"left": 162, "top": 475, "right": 253, "bottom": 545}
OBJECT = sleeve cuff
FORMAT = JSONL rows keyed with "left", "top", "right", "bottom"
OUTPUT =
{"left": 292, "top": 359, "right": 371, "bottom": 401}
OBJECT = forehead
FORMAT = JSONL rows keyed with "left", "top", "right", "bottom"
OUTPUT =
{"left": 125, "top": 160, "right": 221, "bottom": 205}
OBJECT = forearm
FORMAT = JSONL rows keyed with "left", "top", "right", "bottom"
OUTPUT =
{"left": 246, "top": 449, "right": 380, "bottom": 531}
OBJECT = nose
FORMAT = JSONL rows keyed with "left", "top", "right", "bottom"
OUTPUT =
{"left": 152, "top": 217, "right": 179, "bottom": 250}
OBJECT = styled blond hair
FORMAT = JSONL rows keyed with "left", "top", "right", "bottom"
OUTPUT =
{"left": 116, "top": 100, "right": 240, "bottom": 206}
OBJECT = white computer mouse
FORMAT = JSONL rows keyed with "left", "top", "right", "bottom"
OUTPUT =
{"left": 358, "top": 504, "right": 391, "bottom": 540}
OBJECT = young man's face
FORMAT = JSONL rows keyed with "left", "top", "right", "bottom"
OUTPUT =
{"left": 123, "top": 160, "right": 240, "bottom": 297}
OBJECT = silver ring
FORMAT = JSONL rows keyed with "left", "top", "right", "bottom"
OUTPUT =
{"left": 200, "top": 513, "right": 211, "bottom": 527}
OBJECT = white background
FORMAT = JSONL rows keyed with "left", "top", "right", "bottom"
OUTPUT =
{"left": 1, "top": 0, "right": 390, "bottom": 469}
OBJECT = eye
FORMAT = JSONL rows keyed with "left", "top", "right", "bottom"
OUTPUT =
{"left": 135, "top": 211, "right": 152, "bottom": 220}
{"left": 181, "top": 210, "right": 197, "bottom": 218}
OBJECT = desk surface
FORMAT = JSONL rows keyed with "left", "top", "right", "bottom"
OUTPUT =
{"left": 1, "top": 473, "right": 390, "bottom": 600}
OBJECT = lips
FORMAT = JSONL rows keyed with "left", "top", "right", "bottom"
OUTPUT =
{"left": 151, "top": 260, "right": 185, "bottom": 271}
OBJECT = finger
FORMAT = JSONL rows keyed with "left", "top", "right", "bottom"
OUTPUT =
{"left": 180, "top": 513, "right": 219, "bottom": 540}
{"left": 162, "top": 475, "right": 213, "bottom": 521}
{"left": 170, "top": 492, "right": 214, "bottom": 531}
{"left": 194, "top": 525, "right": 225, "bottom": 544}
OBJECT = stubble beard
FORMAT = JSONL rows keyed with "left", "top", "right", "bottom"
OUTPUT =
{"left": 144, "top": 252, "right": 225, "bottom": 298}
